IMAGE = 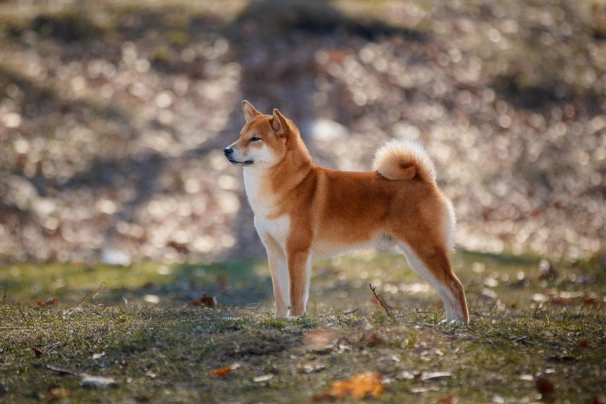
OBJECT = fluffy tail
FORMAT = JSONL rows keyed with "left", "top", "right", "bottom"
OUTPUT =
{"left": 372, "top": 138, "right": 436, "bottom": 183}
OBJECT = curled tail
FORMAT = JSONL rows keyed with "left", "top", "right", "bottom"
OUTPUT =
{"left": 372, "top": 138, "right": 437, "bottom": 183}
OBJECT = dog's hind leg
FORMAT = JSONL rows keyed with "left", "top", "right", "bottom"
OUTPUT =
{"left": 398, "top": 240, "right": 469, "bottom": 324}
{"left": 261, "top": 234, "right": 290, "bottom": 318}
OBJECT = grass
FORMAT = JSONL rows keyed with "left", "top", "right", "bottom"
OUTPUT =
{"left": 1, "top": 251, "right": 605, "bottom": 403}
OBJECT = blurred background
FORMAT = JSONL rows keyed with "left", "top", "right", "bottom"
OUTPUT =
{"left": 0, "top": 0, "right": 604, "bottom": 264}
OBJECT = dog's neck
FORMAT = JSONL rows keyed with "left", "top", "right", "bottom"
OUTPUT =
{"left": 243, "top": 134, "right": 313, "bottom": 218}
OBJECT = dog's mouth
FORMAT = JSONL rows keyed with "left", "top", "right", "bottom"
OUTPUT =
{"left": 227, "top": 158, "right": 254, "bottom": 166}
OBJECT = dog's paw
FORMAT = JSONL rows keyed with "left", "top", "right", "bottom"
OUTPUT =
{"left": 439, "top": 318, "right": 468, "bottom": 327}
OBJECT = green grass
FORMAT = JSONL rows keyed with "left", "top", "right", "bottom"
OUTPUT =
{"left": 1, "top": 251, "right": 605, "bottom": 403}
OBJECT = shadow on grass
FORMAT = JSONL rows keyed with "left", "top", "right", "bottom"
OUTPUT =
{"left": 0, "top": 259, "right": 273, "bottom": 309}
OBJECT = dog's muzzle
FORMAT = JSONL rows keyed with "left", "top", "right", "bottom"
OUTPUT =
{"left": 224, "top": 147, "right": 253, "bottom": 165}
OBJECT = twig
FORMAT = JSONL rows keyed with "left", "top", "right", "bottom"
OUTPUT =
{"left": 76, "top": 291, "right": 90, "bottom": 307}
{"left": 92, "top": 282, "right": 106, "bottom": 304}
{"left": 369, "top": 283, "right": 393, "bottom": 318}
{"left": 16, "top": 305, "right": 29, "bottom": 323}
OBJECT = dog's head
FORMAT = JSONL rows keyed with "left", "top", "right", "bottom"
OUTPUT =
{"left": 224, "top": 101, "right": 290, "bottom": 168}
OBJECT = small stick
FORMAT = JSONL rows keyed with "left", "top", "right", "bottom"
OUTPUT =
{"left": 76, "top": 291, "right": 90, "bottom": 307}
{"left": 92, "top": 282, "right": 106, "bottom": 304}
{"left": 369, "top": 283, "right": 393, "bottom": 318}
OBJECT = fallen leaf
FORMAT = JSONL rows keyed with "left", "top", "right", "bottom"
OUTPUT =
{"left": 31, "top": 347, "right": 43, "bottom": 358}
{"left": 48, "top": 386, "right": 71, "bottom": 400}
{"left": 583, "top": 297, "right": 599, "bottom": 307}
{"left": 253, "top": 374, "right": 273, "bottom": 383}
{"left": 303, "top": 329, "right": 339, "bottom": 351}
{"left": 421, "top": 371, "right": 452, "bottom": 381}
{"left": 438, "top": 396, "right": 459, "bottom": 403}
{"left": 191, "top": 293, "right": 217, "bottom": 308}
{"left": 361, "top": 333, "right": 387, "bottom": 347}
{"left": 550, "top": 296, "right": 571, "bottom": 306}
{"left": 209, "top": 367, "right": 232, "bottom": 377}
{"left": 573, "top": 340, "right": 589, "bottom": 352}
{"left": 81, "top": 375, "right": 117, "bottom": 389}
{"left": 312, "top": 372, "right": 383, "bottom": 401}
{"left": 46, "top": 365, "right": 78, "bottom": 376}
{"left": 36, "top": 298, "right": 58, "bottom": 308}
{"left": 299, "top": 361, "right": 328, "bottom": 374}
{"left": 92, "top": 352, "right": 106, "bottom": 360}
{"left": 535, "top": 376, "right": 555, "bottom": 401}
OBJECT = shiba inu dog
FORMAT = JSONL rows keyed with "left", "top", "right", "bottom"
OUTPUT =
{"left": 224, "top": 101, "right": 469, "bottom": 324}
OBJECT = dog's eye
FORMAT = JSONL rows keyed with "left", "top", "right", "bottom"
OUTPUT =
{"left": 250, "top": 137, "right": 261, "bottom": 142}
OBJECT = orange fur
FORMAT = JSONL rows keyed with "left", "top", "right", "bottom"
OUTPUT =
{"left": 224, "top": 101, "right": 469, "bottom": 323}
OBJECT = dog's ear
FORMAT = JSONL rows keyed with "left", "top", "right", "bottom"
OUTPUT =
{"left": 242, "top": 100, "right": 261, "bottom": 122}
{"left": 271, "top": 108, "right": 287, "bottom": 136}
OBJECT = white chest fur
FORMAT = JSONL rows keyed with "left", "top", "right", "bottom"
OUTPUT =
{"left": 243, "top": 167, "right": 291, "bottom": 244}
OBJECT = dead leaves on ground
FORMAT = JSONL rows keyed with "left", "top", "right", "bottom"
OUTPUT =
{"left": 36, "top": 298, "right": 58, "bottom": 308}
{"left": 190, "top": 293, "right": 217, "bottom": 308}
{"left": 209, "top": 363, "right": 240, "bottom": 377}
{"left": 311, "top": 372, "right": 384, "bottom": 402}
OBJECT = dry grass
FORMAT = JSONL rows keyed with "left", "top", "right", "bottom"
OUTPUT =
{"left": 1, "top": 251, "right": 605, "bottom": 403}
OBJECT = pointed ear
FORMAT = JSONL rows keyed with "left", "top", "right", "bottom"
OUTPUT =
{"left": 271, "top": 108, "right": 287, "bottom": 136}
{"left": 242, "top": 100, "right": 261, "bottom": 122}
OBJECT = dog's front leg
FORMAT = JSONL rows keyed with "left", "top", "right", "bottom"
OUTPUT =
{"left": 262, "top": 234, "right": 290, "bottom": 318}
{"left": 287, "top": 250, "right": 312, "bottom": 317}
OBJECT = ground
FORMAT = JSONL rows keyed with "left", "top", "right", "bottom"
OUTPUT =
{"left": 1, "top": 251, "right": 605, "bottom": 403}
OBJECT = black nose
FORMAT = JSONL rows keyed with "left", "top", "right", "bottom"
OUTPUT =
{"left": 224, "top": 147, "right": 233, "bottom": 157}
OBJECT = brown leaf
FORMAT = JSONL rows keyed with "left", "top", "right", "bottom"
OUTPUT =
{"left": 47, "top": 386, "right": 71, "bottom": 401}
{"left": 31, "top": 347, "right": 43, "bottom": 358}
{"left": 361, "top": 333, "right": 387, "bottom": 347}
{"left": 311, "top": 372, "right": 383, "bottom": 401}
{"left": 36, "top": 298, "right": 58, "bottom": 308}
{"left": 209, "top": 367, "right": 232, "bottom": 377}
{"left": 550, "top": 296, "right": 571, "bottom": 306}
{"left": 535, "top": 376, "right": 555, "bottom": 401}
{"left": 573, "top": 340, "right": 589, "bottom": 352}
{"left": 191, "top": 293, "right": 217, "bottom": 308}
{"left": 303, "top": 329, "right": 339, "bottom": 351}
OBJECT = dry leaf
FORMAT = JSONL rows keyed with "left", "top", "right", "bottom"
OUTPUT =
{"left": 191, "top": 293, "right": 217, "bottom": 308}
{"left": 421, "top": 371, "right": 452, "bottom": 381}
{"left": 47, "top": 386, "right": 71, "bottom": 401}
{"left": 361, "top": 333, "right": 387, "bottom": 347}
{"left": 299, "top": 361, "right": 328, "bottom": 374}
{"left": 550, "top": 296, "right": 571, "bottom": 306}
{"left": 253, "top": 374, "right": 273, "bottom": 383}
{"left": 209, "top": 367, "right": 232, "bottom": 377}
{"left": 303, "top": 329, "right": 339, "bottom": 351}
{"left": 31, "top": 347, "right": 43, "bottom": 358}
{"left": 312, "top": 372, "right": 383, "bottom": 401}
{"left": 81, "top": 375, "right": 117, "bottom": 389}
{"left": 535, "top": 376, "right": 555, "bottom": 401}
{"left": 36, "top": 298, "right": 58, "bottom": 308}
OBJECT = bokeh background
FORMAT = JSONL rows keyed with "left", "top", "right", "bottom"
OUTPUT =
{"left": 0, "top": 0, "right": 604, "bottom": 264}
